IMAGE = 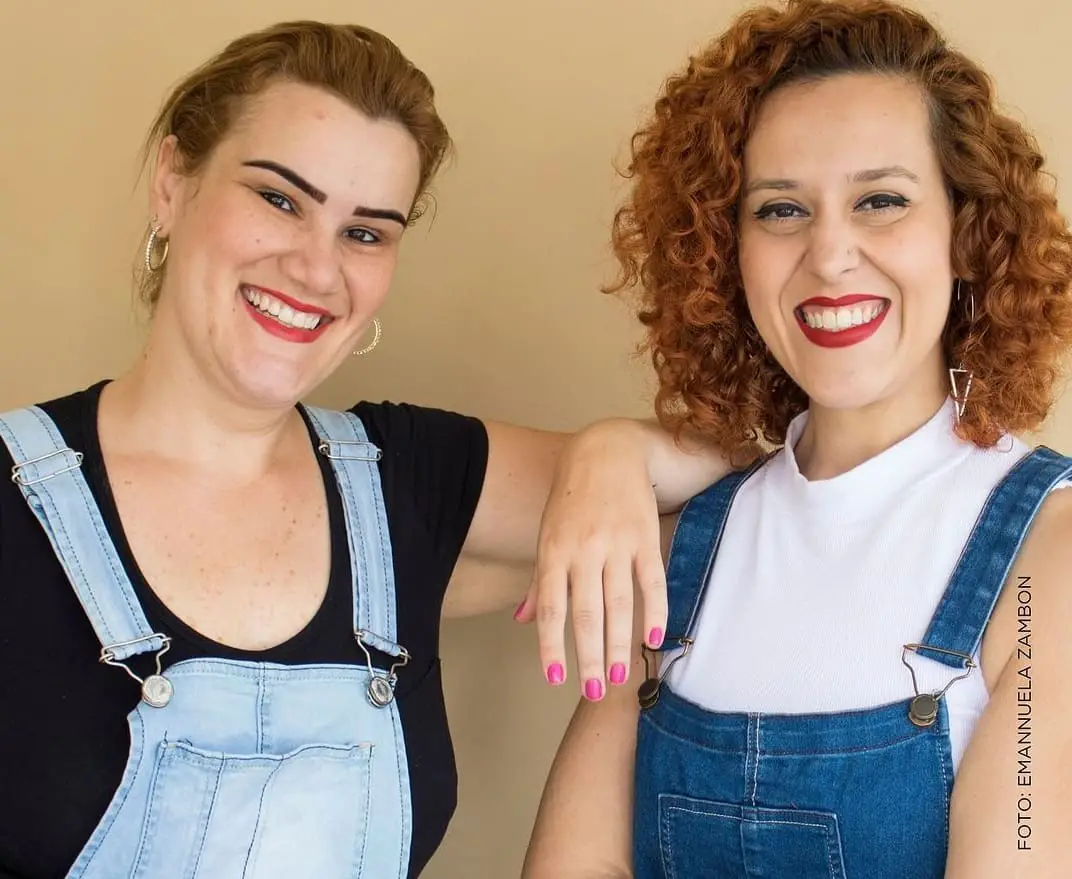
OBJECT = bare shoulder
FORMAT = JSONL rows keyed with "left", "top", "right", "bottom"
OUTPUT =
{"left": 1011, "top": 482, "right": 1072, "bottom": 600}
{"left": 982, "top": 480, "right": 1072, "bottom": 689}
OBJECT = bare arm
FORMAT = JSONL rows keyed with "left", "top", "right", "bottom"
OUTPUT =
{"left": 945, "top": 493, "right": 1072, "bottom": 878}
{"left": 522, "top": 636, "right": 643, "bottom": 878}
{"left": 522, "top": 514, "right": 678, "bottom": 877}
{"left": 443, "top": 418, "right": 734, "bottom": 617}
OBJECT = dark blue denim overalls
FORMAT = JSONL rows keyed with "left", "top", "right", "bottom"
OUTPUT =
{"left": 633, "top": 447, "right": 1072, "bottom": 878}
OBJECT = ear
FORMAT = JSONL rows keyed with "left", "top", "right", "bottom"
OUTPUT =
{"left": 148, "top": 135, "right": 186, "bottom": 234}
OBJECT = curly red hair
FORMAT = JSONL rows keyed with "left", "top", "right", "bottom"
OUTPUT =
{"left": 608, "top": 0, "right": 1072, "bottom": 451}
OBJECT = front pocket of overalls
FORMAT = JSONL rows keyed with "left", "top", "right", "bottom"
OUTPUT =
{"left": 131, "top": 740, "right": 375, "bottom": 879}
{"left": 659, "top": 794, "right": 847, "bottom": 879}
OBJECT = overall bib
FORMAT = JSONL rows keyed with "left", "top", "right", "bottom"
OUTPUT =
{"left": 0, "top": 405, "right": 414, "bottom": 879}
{"left": 633, "top": 447, "right": 1072, "bottom": 878}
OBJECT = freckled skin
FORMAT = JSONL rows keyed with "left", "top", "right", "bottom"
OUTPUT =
{"left": 97, "top": 81, "right": 421, "bottom": 651}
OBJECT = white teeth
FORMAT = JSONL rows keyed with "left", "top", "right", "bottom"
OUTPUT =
{"left": 801, "top": 301, "right": 887, "bottom": 333}
{"left": 241, "top": 287, "right": 324, "bottom": 331}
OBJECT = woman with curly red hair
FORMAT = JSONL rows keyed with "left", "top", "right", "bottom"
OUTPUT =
{"left": 524, "top": 1, "right": 1072, "bottom": 876}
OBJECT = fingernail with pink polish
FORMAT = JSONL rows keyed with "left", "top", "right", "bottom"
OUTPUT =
{"left": 546, "top": 662, "right": 565, "bottom": 685}
{"left": 610, "top": 663, "right": 627, "bottom": 685}
{"left": 585, "top": 678, "right": 605, "bottom": 701}
{"left": 513, "top": 599, "right": 526, "bottom": 620}
{"left": 648, "top": 627, "right": 665, "bottom": 648}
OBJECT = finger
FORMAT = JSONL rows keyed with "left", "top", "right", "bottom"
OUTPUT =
{"left": 570, "top": 557, "right": 608, "bottom": 702}
{"left": 513, "top": 577, "right": 538, "bottom": 625}
{"left": 635, "top": 543, "right": 669, "bottom": 650}
{"left": 602, "top": 556, "right": 635, "bottom": 687}
{"left": 533, "top": 559, "right": 569, "bottom": 686}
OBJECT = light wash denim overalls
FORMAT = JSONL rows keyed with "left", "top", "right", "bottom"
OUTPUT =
{"left": 0, "top": 404, "right": 415, "bottom": 879}
{"left": 633, "top": 446, "right": 1072, "bottom": 878}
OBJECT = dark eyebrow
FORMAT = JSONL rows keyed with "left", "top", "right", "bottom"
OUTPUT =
{"left": 353, "top": 206, "right": 407, "bottom": 227}
{"left": 744, "top": 165, "right": 921, "bottom": 196}
{"left": 242, "top": 159, "right": 407, "bottom": 226}
{"left": 243, "top": 160, "right": 326, "bottom": 203}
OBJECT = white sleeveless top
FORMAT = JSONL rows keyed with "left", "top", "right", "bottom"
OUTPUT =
{"left": 667, "top": 400, "right": 1068, "bottom": 770}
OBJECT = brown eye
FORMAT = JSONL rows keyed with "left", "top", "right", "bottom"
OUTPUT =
{"left": 754, "top": 202, "right": 807, "bottom": 221}
{"left": 345, "top": 227, "right": 381, "bottom": 245}
{"left": 856, "top": 193, "right": 909, "bottom": 212}
{"left": 259, "top": 190, "right": 297, "bottom": 214}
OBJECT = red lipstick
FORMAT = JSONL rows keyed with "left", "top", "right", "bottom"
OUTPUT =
{"left": 242, "top": 285, "right": 333, "bottom": 344}
{"left": 796, "top": 296, "right": 889, "bottom": 349}
{"left": 247, "top": 285, "right": 333, "bottom": 317}
{"left": 798, "top": 294, "right": 885, "bottom": 308}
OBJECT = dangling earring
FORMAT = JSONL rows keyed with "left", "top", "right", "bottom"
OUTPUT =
{"left": 352, "top": 319, "right": 382, "bottom": 357}
{"left": 144, "top": 218, "right": 169, "bottom": 273}
{"left": 948, "top": 279, "right": 976, "bottom": 423}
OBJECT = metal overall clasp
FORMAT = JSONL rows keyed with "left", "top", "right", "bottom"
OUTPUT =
{"left": 100, "top": 635, "right": 174, "bottom": 708}
{"left": 901, "top": 643, "right": 976, "bottom": 728}
{"left": 638, "top": 638, "right": 693, "bottom": 711}
{"left": 355, "top": 629, "right": 410, "bottom": 708}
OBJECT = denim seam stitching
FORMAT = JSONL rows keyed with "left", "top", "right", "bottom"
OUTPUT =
{"left": 31, "top": 406, "right": 146, "bottom": 641}
{"left": 71, "top": 711, "right": 147, "bottom": 876}
{"left": 936, "top": 727, "right": 952, "bottom": 847}
{"left": 240, "top": 759, "right": 283, "bottom": 878}
{"left": 824, "top": 811, "right": 838, "bottom": 878}
{"left": 354, "top": 744, "right": 375, "bottom": 877}
{"left": 644, "top": 708, "right": 928, "bottom": 756}
{"left": 750, "top": 715, "right": 760, "bottom": 807}
{"left": 660, "top": 794, "right": 679, "bottom": 879}
{"left": 188, "top": 757, "right": 225, "bottom": 879}
{"left": 130, "top": 738, "right": 169, "bottom": 877}
{"left": 391, "top": 707, "right": 408, "bottom": 877}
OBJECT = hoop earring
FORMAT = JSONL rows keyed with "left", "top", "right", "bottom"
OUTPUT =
{"left": 144, "top": 219, "right": 169, "bottom": 273}
{"left": 352, "top": 319, "right": 382, "bottom": 357}
{"left": 954, "top": 277, "right": 976, "bottom": 323}
{"left": 949, "top": 279, "right": 975, "bottom": 423}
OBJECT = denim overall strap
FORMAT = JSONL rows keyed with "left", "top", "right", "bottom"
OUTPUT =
{"left": 0, "top": 406, "right": 164, "bottom": 661}
{"left": 303, "top": 406, "right": 404, "bottom": 657}
{"left": 300, "top": 407, "right": 413, "bottom": 876}
{"left": 659, "top": 454, "right": 769, "bottom": 651}
{"left": 919, "top": 446, "right": 1072, "bottom": 669}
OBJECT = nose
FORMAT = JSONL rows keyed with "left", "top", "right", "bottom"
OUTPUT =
{"left": 279, "top": 227, "right": 342, "bottom": 297}
{"left": 803, "top": 210, "right": 862, "bottom": 283}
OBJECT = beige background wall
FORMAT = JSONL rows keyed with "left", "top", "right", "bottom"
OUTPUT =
{"left": 2, "top": 1, "right": 1070, "bottom": 876}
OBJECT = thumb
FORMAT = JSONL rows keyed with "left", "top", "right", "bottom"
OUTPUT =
{"left": 513, "top": 577, "right": 539, "bottom": 624}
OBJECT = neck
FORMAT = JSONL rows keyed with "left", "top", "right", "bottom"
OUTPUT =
{"left": 793, "top": 371, "right": 949, "bottom": 481}
{"left": 100, "top": 327, "right": 306, "bottom": 483}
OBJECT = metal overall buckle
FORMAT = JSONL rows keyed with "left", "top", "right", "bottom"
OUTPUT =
{"left": 355, "top": 630, "right": 410, "bottom": 708}
{"left": 10, "top": 447, "right": 84, "bottom": 486}
{"left": 901, "top": 643, "right": 976, "bottom": 728}
{"left": 100, "top": 635, "right": 174, "bottom": 708}
{"left": 317, "top": 439, "right": 382, "bottom": 462}
{"left": 638, "top": 638, "right": 693, "bottom": 711}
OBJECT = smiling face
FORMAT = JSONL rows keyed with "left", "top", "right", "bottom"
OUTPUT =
{"left": 148, "top": 79, "right": 422, "bottom": 409}
{"left": 738, "top": 73, "right": 955, "bottom": 414}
